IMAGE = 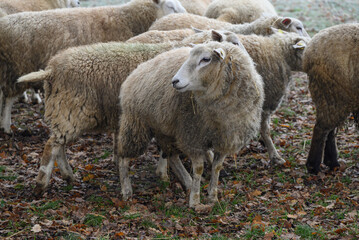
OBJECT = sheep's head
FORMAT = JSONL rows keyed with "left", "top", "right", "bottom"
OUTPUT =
{"left": 66, "top": 0, "right": 80, "bottom": 7}
{"left": 172, "top": 41, "right": 254, "bottom": 99}
{"left": 274, "top": 17, "right": 310, "bottom": 38}
{"left": 154, "top": 0, "right": 186, "bottom": 18}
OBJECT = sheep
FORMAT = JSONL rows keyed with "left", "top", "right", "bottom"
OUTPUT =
{"left": 155, "top": 31, "right": 310, "bottom": 187}
{"left": 118, "top": 41, "right": 264, "bottom": 207}
{"left": 127, "top": 28, "right": 241, "bottom": 45}
{"left": 205, "top": 0, "right": 277, "bottom": 24}
{"left": 179, "top": 0, "right": 211, "bottom": 15}
{"left": 0, "top": 0, "right": 80, "bottom": 17}
{"left": 16, "top": 30, "right": 240, "bottom": 196}
{"left": 303, "top": 23, "right": 359, "bottom": 175}
{"left": 149, "top": 13, "right": 309, "bottom": 37}
{"left": 0, "top": 0, "right": 186, "bottom": 133}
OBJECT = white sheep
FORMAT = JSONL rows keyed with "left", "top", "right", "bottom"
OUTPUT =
{"left": 16, "top": 30, "right": 240, "bottom": 196}
{"left": 0, "top": 0, "right": 186, "bottom": 133}
{"left": 0, "top": 0, "right": 80, "bottom": 17}
{"left": 205, "top": 0, "right": 277, "bottom": 24}
{"left": 303, "top": 23, "right": 359, "bottom": 174}
{"left": 149, "top": 13, "right": 310, "bottom": 37}
{"left": 118, "top": 41, "right": 264, "bottom": 207}
{"left": 156, "top": 31, "right": 310, "bottom": 187}
{"left": 179, "top": 0, "right": 211, "bottom": 15}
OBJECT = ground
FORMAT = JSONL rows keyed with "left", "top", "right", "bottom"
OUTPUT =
{"left": 0, "top": 0, "right": 358, "bottom": 239}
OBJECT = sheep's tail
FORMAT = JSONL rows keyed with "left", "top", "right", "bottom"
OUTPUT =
{"left": 17, "top": 69, "right": 51, "bottom": 84}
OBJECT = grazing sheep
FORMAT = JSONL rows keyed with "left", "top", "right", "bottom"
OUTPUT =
{"left": 303, "top": 23, "right": 359, "bottom": 174}
{"left": 118, "top": 41, "right": 264, "bottom": 207}
{"left": 179, "top": 0, "right": 211, "bottom": 15}
{"left": 150, "top": 13, "right": 309, "bottom": 37}
{"left": 205, "top": 0, "right": 277, "bottom": 24}
{"left": 0, "top": 0, "right": 186, "bottom": 133}
{"left": 17, "top": 30, "right": 239, "bottom": 196}
{"left": 156, "top": 31, "right": 310, "bottom": 186}
{"left": 0, "top": 0, "right": 80, "bottom": 17}
{"left": 127, "top": 29, "right": 195, "bottom": 44}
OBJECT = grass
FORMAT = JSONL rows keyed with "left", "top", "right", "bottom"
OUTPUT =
{"left": 84, "top": 214, "right": 104, "bottom": 227}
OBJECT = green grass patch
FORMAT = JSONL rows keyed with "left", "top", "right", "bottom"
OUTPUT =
{"left": 123, "top": 212, "right": 141, "bottom": 220}
{"left": 244, "top": 227, "right": 265, "bottom": 239}
{"left": 84, "top": 214, "right": 104, "bottom": 227}
{"left": 141, "top": 219, "right": 157, "bottom": 229}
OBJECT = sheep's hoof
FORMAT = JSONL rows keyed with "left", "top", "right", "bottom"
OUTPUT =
{"left": 64, "top": 175, "right": 75, "bottom": 185}
{"left": 270, "top": 156, "right": 286, "bottom": 165}
{"left": 121, "top": 189, "right": 133, "bottom": 201}
{"left": 155, "top": 169, "right": 170, "bottom": 182}
{"left": 33, "top": 183, "right": 46, "bottom": 197}
{"left": 306, "top": 163, "right": 320, "bottom": 175}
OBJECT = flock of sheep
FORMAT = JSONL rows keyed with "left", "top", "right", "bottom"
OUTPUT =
{"left": 0, "top": 0, "right": 358, "bottom": 208}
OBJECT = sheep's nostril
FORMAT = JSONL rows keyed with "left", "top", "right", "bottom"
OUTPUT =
{"left": 172, "top": 79, "right": 179, "bottom": 87}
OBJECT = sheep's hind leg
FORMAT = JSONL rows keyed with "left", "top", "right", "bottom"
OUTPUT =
{"left": 156, "top": 150, "right": 170, "bottom": 182}
{"left": 112, "top": 130, "right": 119, "bottom": 173}
{"left": 260, "top": 111, "right": 286, "bottom": 165}
{"left": 0, "top": 96, "right": 17, "bottom": 133}
{"left": 56, "top": 144, "right": 75, "bottom": 184}
{"left": 189, "top": 155, "right": 204, "bottom": 208}
{"left": 306, "top": 123, "right": 330, "bottom": 174}
{"left": 119, "top": 157, "right": 133, "bottom": 200}
{"left": 169, "top": 154, "right": 192, "bottom": 190}
{"left": 207, "top": 153, "right": 226, "bottom": 204}
{"left": 323, "top": 129, "right": 340, "bottom": 171}
{"left": 34, "top": 136, "right": 58, "bottom": 196}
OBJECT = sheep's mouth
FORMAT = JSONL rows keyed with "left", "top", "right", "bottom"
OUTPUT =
{"left": 174, "top": 84, "right": 189, "bottom": 91}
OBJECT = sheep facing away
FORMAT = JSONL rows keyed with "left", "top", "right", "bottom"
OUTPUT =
{"left": 0, "top": 0, "right": 186, "bottom": 133}
{"left": 156, "top": 31, "right": 310, "bottom": 186}
{"left": 179, "top": 0, "right": 211, "bottom": 15}
{"left": 205, "top": 0, "right": 277, "bottom": 24}
{"left": 16, "top": 30, "right": 240, "bottom": 196}
{"left": 118, "top": 41, "right": 264, "bottom": 207}
{"left": 149, "top": 13, "right": 309, "bottom": 38}
{"left": 303, "top": 23, "right": 359, "bottom": 174}
{"left": 0, "top": 0, "right": 80, "bottom": 17}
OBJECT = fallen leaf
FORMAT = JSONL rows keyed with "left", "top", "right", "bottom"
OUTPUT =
{"left": 31, "top": 224, "right": 42, "bottom": 233}
{"left": 287, "top": 214, "right": 298, "bottom": 219}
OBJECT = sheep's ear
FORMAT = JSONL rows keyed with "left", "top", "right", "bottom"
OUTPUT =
{"left": 293, "top": 40, "right": 306, "bottom": 50}
{"left": 191, "top": 26, "right": 203, "bottom": 33}
{"left": 189, "top": 43, "right": 196, "bottom": 47}
{"left": 211, "top": 30, "right": 224, "bottom": 42}
{"left": 281, "top": 18, "right": 292, "bottom": 28}
{"left": 271, "top": 27, "right": 285, "bottom": 34}
{"left": 214, "top": 48, "right": 226, "bottom": 60}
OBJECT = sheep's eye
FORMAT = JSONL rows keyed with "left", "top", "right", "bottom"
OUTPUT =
{"left": 200, "top": 57, "right": 211, "bottom": 64}
{"left": 233, "top": 42, "right": 239, "bottom": 46}
{"left": 296, "top": 27, "right": 302, "bottom": 30}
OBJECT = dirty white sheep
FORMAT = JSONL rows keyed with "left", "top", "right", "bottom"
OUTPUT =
{"left": 0, "top": 0, "right": 186, "bottom": 133}
{"left": 117, "top": 41, "right": 264, "bottom": 207}
{"left": 150, "top": 13, "right": 309, "bottom": 37}
{"left": 303, "top": 23, "right": 359, "bottom": 174}
{"left": 205, "top": 0, "right": 277, "bottom": 24}
{"left": 0, "top": 0, "right": 80, "bottom": 17}
{"left": 179, "top": 0, "right": 211, "bottom": 15}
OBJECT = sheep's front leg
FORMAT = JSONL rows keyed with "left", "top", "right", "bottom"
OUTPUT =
{"left": 56, "top": 145, "right": 75, "bottom": 184}
{"left": 208, "top": 153, "right": 226, "bottom": 204}
{"left": 1, "top": 96, "right": 17, "bottom": 133}
{"left": 260, "top": 111, "right": 286, "bottom": 165}
{"left": 189, "top": 155, "right": 204, "bottom": 208}
{"left": 119, "top": 157, "right": 133, "bottom": 200}
{"left": 0, "top": 89, "right": 4, "bottom": 118}
{"left": 155, "top": 151, "right": 169, "bottom": 182}
{"left": 34, "top": 136, "right": 58, "bottom": 196}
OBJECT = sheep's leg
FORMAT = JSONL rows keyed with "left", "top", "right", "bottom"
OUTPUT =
{"left": 56, "top": 144, "right": 75, "bottom": 184}
{"left": 112, "top": 130, "right": 119, "bottom": 173}
{"left": 0, "top": 89, "right": 4, "bottom": 121}
{"left": 260, "top": 111, "right": 286, "bottom": 165}
{"left": 119, "top": 157, "right": 133, "bottom": 200}
{"left": 189, "top": 155, "right": 204, "bottom": 208}
{"left": 306, "top": 123, "right": 329, "bottom": 174}
{"left": 0, "top": 96, "right": 16, "bottom": 133}
{"left": 34, "top": 136, "right": 58, "bottom": 196}
{"left": 208, "top": 153, "right": 226, "bottom": 204}
{"left": 205, "top": 150, "right": 214, "bottom": 165}
{"left": 323, "top": 129, "right": 340, "bottom": 170}
{"left": 168, "top": 154, "right": 192, "bottom": 190}
{"left": 155, "top": 150, "right": 170, "bottom": 182}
